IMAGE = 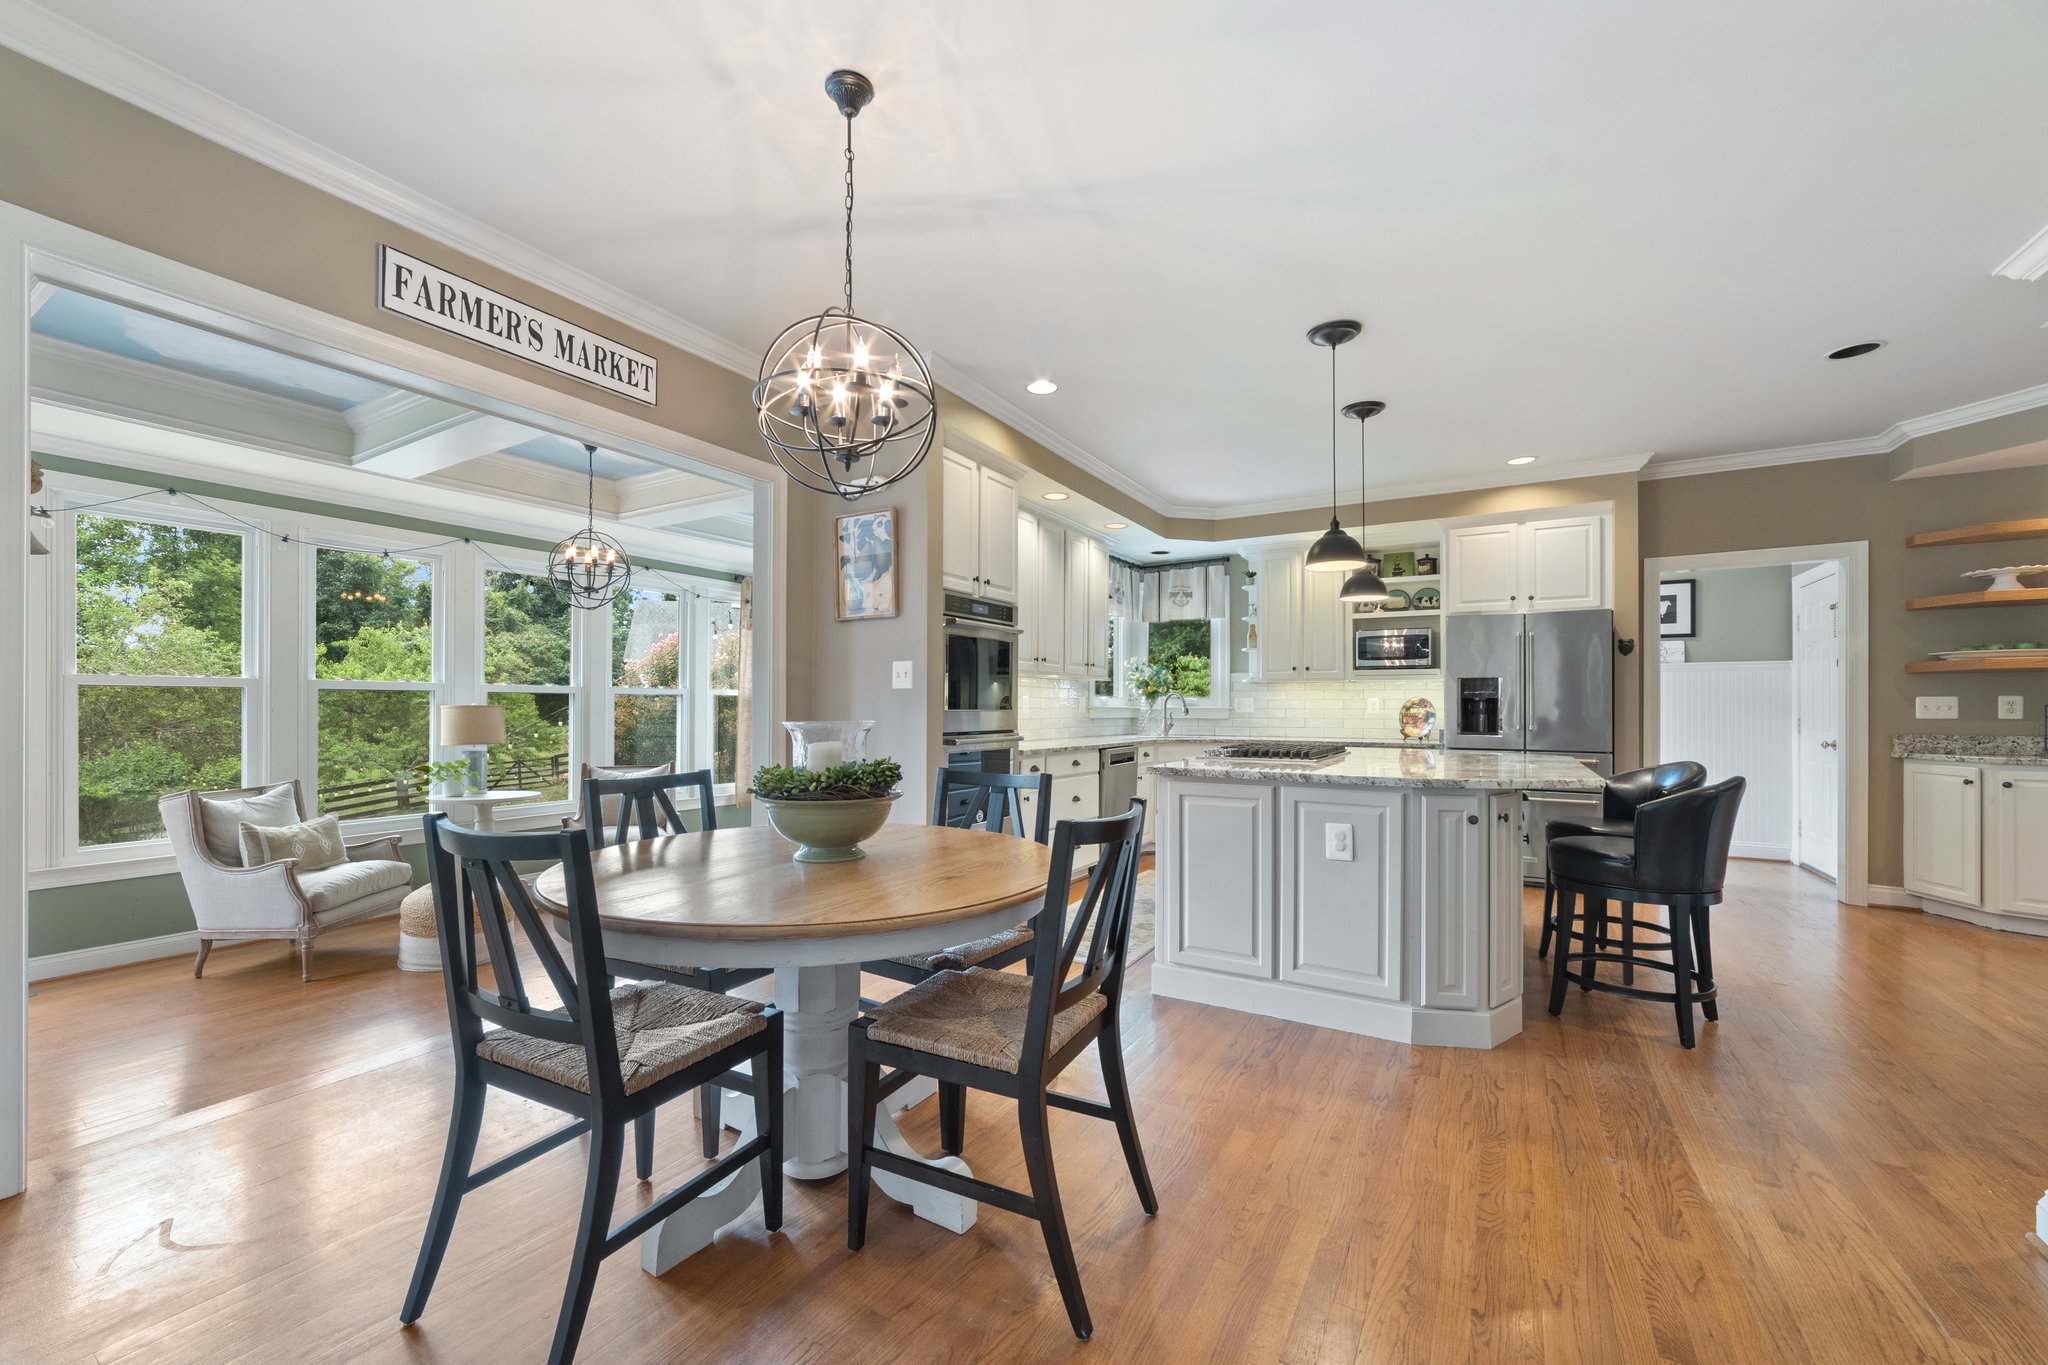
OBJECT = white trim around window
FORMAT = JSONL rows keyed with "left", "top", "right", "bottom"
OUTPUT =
{"left": 1087, "top": 612, "right": 1233, "bottom": 716}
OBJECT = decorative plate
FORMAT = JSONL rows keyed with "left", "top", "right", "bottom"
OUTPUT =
{"left": 1962, "top": 566, "right": 2048, "bottom": 592}
{"left": 1398, "top": 696, "right": 1437, "bottom": 740}
{"left": 1412, "top": 587, "right": 1442, "bottom": 609}
{"left": 1381, "top": 588, "right": 1411, "bottom": 612}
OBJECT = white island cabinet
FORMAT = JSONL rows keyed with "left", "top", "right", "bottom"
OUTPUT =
{"left": 1153, "top": 749, "right": 1603, "bottom": 1048}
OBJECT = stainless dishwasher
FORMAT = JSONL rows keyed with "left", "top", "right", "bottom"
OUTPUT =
{"left": 1100, "top": 744, "right": 1139, "bottom": 820}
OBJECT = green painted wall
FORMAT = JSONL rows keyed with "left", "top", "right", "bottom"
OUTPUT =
{"left": 1662, "top": 566, "right": 1792, "bottom": 663}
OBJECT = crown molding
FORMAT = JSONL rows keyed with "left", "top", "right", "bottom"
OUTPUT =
{"left": 1150, "top": 451, "right": 1656, "bottom": 519}
{"left": 1641, "top": 379, "right": 2048, "bottom": 481}
{"left": 1994, "top": 222, "right": 2048, "bottom": 282}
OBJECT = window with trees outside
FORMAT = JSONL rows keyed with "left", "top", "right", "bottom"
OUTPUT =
{"left": 1095, "top": 616, "right": 1223, "bottom": 709}
{"left": 313, "top": 547, "right": 436, "bottom": 820}
{"left": 706, "top": 597, "right": 743, "bottom": 786}
{"left": 484, "top": 569, "right": 576, "bottom": 803}
{"left": 72, "top": 511, "right": 249, "bottom": 847}
{"left": 612, "top": 587, "right": 685, "bottom": 770}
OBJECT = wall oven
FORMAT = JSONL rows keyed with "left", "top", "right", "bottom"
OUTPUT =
{"left": 1353, "top": 625, "right": 1434, "bottom": 670}
{"left": 943, "top": 592, "right": 1019, "bottom": 739}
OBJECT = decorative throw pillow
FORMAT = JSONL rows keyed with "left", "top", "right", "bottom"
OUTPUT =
{"left": 239, "top": 815, "right": 348, "bottom": 873}
{"left": 197, "top": 784, "right": 300, "bottom": 866}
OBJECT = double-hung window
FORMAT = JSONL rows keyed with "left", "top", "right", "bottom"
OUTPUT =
{"left": 704, "top": 594, "right": 743, "bottom": 786}
{"left": 311, "top": 545, "right": 437, "bottom": 820}
{"left": 610, "top": 586, "right": 686, "bottom": 770}
{"left": 69, "top": 509, "right": 252, "bottom": 850}
{"left": 482, "top": 568, "right": 577, "bottom": 803}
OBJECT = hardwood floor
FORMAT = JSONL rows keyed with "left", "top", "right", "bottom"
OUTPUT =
{"left": 8, "top": 861, "right": 2048, "bottom": 1363}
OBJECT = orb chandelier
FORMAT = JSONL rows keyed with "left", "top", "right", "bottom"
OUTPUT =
{"left": 751, "top": 70, "right": 938, "bottom": 500}
{"left": 548, "top": 442, "right": 633, "bottom": 609}
{"left": 1302, "top": 321, "right": 1369, "bottom": 572}
{"left": 1339, "top": 400, "right": 1389, "bottom": 604}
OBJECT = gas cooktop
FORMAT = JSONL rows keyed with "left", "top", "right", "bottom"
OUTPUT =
{"left": 1200, "top": 741, "right": 1349, "bottom": 767}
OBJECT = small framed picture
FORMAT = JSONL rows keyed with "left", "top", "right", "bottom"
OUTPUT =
{"left": 1382, "top": 550, "right": 1416, "bottom": 579}
{"left": 834, "top": 506, "right": 899, "bottom": 621}
{"left": 1659, "top": 578, "right": 1697, "bottom": 638}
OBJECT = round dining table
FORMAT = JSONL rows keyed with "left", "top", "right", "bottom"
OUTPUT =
{"left": 530, "top": 821, "right": 1053, "bottom": 1276}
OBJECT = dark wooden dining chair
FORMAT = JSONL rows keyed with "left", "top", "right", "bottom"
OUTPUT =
{"left": 582, "top": 766, "right": 771, "bottom": 1158}
{"left": 846, "top": 800, "right": 1155, "bottom": 1341}
{"left": 401, "top": 814, "right": 783, "bottom": 1365}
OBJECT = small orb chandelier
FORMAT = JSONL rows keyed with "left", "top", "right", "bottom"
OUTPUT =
{"left": 1339, "top": 400, "right": 1390, "bottom": 604}
{"left": 549, "top": 442, "right": 632, "bottom": 609}
{"left": 751, "top": 70, "right": 938, "bottom": 500}
{"left": 1302, "top": 321, "right": 1370, "bottom": 573}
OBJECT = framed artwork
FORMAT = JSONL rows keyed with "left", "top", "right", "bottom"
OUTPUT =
{"left": 834, "top": 506, "right": 899, "bottom": 621}
{"left": 1658, "top": 578, "right": 1697, "bottom": 638}
{"left": 1382, "top": 550, "right": 1416, "bottom": 579}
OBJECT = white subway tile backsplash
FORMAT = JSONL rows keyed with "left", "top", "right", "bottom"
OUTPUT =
{"left": 1016, "top": 672, "right": 1443, "bottom": 744}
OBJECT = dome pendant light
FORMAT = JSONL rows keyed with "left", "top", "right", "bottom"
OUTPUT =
{"left": 751, "top": 70, "right": 939, "bottom": 500}
{"left": 1303, "top": 320, "right": 1368, "bottom": 572}
{"left": 1339, "top": 400, "right": 1389, "bottom": 604}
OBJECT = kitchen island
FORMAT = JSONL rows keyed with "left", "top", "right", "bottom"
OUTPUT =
{"left": 1151, "top": 749, "right": 1603, "bottom": 1048}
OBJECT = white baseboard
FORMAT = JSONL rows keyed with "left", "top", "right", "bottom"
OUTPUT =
{"left": 1731, "top": 842, "right": 1791, "bottom": 862}
{"left": 28, "top": 929, "right": 197, "bottom": 983}
{"left": 1865, "top": 883, "right": 1923, "bottom": 909}
{"left": 1150, "top": 961, "right": 1521, "bottom": 1049}
{"left": 1918, "top": 898, "right": 2048, "bottom": 938}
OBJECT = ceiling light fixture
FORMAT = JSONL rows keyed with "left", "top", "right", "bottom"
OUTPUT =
{"left": 1338, "top": 401, "right": 1389, "bottom": 605}
{"left": 548, "top": 442, "right": 633, "bottom": 609}
{"left": 1026, "top": 379, "right": 1058, "bottom": 395}
{"left": 1042, "top": 491, "right": 1069, "bottom": 501}
{"left": 1827, "top": 341, "right": 1885, "bottom": 360}
{"left": 1506, "top": 455, "right": 1538, "bottom": 466}
{"left": 751, "top": 71, "right": 937, "bottom": 500}
{"left": 1104, "top": 521, "right": 1128, "bottom": 530}
{"left": 1303, "top": 321, "right": 1368, "bottom": 573}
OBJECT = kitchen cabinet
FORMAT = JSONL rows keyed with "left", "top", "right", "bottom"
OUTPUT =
{"left": 1445, "top": 514, "right": 1606, "bottom": 613}
{"left": 1414, "top": 791, "right": 1484, "bottom": 1009}
{"left": 1160, "top": 779, "right": 1276, "bottom": 979}
{"left": 940, "top": 450, "right": 1018, "bottom": 601}
{"left": 1135, "top": 741, "right": 1207, "bottom": 845}
{"left": 1277, "top": 787, "right": 1403, "bottom": 1001}
{"left": 1017, "top": 510, "right": 1044, "bottom": 670}
{"left": 1062, "top": 531, "right": 1110, "bottom": 682}
{"left": 1487, "top": 794, "right": 1524, "bottom": 1008}
{"left": 1023, "top": 516, "right": 1066, "bottom": 673}
{"left": 1988, "top": 768, "right": 2048, "bottom": 919}
{"left": 1903, "top": 760, "right": 1982, "bottom": 908}
{"left": 1017, "top": 517, "right": 1108, "bottom": 679}
{"left": 1254, "top": 548, "right": 1346, "bottom": 681}
{"left": 1018, "top": 747, "right": 1102, "bottom": 867}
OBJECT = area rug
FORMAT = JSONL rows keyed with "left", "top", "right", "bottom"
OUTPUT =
{"left": 1073, "top": 867, "right": 1155, "bottom": 965}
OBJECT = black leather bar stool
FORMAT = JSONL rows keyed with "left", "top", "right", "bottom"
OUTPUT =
{"left": 1546, "top": 777, "right": 1745, "bottom": 1048}
{"left": 1538, "top": 762, "right": 1708, "bottom": 971}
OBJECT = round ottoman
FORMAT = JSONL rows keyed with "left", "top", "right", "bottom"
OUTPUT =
{"left": 397, "top": 885, "right": 495, "bottom": 973}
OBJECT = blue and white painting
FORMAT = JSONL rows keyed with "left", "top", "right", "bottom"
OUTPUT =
{"left": 835, "top": 507, "right": 898, "bottom": 621}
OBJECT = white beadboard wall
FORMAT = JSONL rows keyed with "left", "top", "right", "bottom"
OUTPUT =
{"left": 1018, "top": 673, "right": 1442, "bottom": 744}
{"left": 1658, "top": 661, "right": 1793, "bottom": 860}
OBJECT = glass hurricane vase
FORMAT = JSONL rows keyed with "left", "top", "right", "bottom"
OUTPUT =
{"left": 782, "top": 720, "right": 875, "bottom": 771}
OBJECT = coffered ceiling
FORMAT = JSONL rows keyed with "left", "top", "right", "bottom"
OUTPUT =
{"left": 12, "top": 0, "right": 2048, "bottom": 514}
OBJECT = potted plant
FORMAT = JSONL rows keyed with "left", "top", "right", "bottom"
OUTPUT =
{"left": 1128, "top": 655, "right": 1208, "bottom": 737}
{"left": 751, "top": 757, "right": 904, "bottom": 862}
{"left": 421, "top": 759, "right": 473, "bottom": 797}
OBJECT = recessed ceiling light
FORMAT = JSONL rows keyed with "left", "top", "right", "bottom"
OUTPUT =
{"left": 1827, "top": 341, "right": 1885, "bottom": 360}
{"left": 1041, "top": 491, "right": 1069, "bottom": 501}
{"left": 1026, "top": 378, "right": 1058, "bottom": 395}
{"left": 1506, "top": 456, "right": 1538, "bottom": 466}
{"left": 1104, "top": 522, "right": 1128, "bottom": 530}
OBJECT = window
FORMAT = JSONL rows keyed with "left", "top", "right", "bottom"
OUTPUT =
{"left": 1093, "top": 615, "right": 1226, "bottom": 711}
{"left": 71, "top": 511, "right": 250, "bottom": 847}
{"left": 611, "top": 587, "right": 685, "bottom": 769}
{"left": 313, "top": 547, "right": 436, "bottom": 819}
{"left": 483, "top": 569, "right": 576, "bottom": 802}
{"left": 705, "top": 598, "right": 743, "bottom": 785}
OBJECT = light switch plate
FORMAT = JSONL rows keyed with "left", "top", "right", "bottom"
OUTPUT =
{"left": 1234, "top": 696, "right": 1254, "bottom": 714}
{"left": 1999, "top": 695, "right": 2025, "bottom": 720}
{"left": 891, "top": 660, "right": 913, "bottom": 689}
{"left": 1915, "top": 695, "right": 1959, "bottom": 720}
{"left": 1325, "top": 823, "right": 1354, "bottom": 861}
{"left": 1365, "top": 696, "right": 1383, "bottom": 715}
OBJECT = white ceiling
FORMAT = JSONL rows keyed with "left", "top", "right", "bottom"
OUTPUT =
{"left": 19, "top": 0, "right": 2048, "bottom": 513}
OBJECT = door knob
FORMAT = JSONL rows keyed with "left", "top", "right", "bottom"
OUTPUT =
{"left": 1071, "top": 794, "right": 1082, "bottom": 803}
{"left": 2003, "top": 781, "right": 2014, "bottom": 788}
{"left": 1467, "top": 814, "right": 1479, "bottom": 825}
{"left": 1963, "top": 779, "right": 1975, "bottom": 786}
{"left": 1820, "top": 740, "right": 1837, "bottom": 750}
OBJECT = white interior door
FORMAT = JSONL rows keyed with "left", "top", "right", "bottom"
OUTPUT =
{"left": 1792, "top": 563, "right": 1841, "bottom": 880}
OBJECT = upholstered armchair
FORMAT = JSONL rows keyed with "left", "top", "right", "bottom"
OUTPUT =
{"left": 160, "top": 780, "right": 415, "bottom": 981}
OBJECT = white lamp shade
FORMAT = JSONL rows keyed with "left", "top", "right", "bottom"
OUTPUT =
{"left": 439, "top": 704, "right": 506, "bottom": 747}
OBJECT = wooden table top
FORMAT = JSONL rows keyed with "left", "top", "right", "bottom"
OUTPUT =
{"left": 528, "top": 823, "right": 1055, "bottom": 942}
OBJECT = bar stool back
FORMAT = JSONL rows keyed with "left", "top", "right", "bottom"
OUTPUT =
{"left": 1538, "top": 761, "right": 1708, "bottom": 961}
{"left": 1545, "top": 776, "right": 1745, "bottom": 1048}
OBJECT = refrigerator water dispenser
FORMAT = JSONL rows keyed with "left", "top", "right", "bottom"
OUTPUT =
{"left": 1458, "top": 677, "right": 1503, "bottom": 736}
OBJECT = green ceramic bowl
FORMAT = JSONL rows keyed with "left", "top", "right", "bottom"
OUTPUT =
{"left": 757, "top": 794, "right": 900, "bottom": 863}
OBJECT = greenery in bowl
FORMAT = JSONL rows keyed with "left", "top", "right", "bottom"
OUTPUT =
{"left": 751, "top": 758, "right": 903, "bottom": 802}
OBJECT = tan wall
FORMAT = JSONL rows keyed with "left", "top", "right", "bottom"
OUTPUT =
{"left": 1639, "top": 454, "right": 2048, "bottom": 887}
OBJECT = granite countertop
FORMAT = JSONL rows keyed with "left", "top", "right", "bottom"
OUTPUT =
{"left": 1152, "top": 748, "right": 1605, "bottom": 792}
{"left": 1016, "top": 733, "right": 1442, "bottom": 755}
{"left": 1892, "top": 735, "right": 2048, "bottom": 766}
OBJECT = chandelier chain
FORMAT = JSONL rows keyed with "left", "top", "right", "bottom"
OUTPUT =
{"left": 843, "top": 113, "right": 856, "bottom": 316}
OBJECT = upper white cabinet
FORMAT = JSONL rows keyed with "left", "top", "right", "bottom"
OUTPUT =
{"left": 1903, "top": 760, "right": 1983, "bottom": 908}
{"left": 1254, "top": 548, "right": 1346, "bottom": 681}
{"left": 1062, "top": 531, "right": 1110, "bottom": 681}
{"left": 1445, "top": 514, "right": 1606, "bottom": 613}
{"left": 940, "top": 449, "right": 1018, "bottom": 601}
{"left": 1017, "top": 514, "right": 1108, "bottom": 680}
{"left": 1017, "top": 510, "right": 1045, "bottom": 670}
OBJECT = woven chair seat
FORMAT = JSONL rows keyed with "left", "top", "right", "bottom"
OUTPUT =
{"left": 866, "top": 968, "right": 1105, "bottom": 1073}
{"left": 477, "top": 982, "right": 764, "bottom": 1095}
{"left": 885, "top": 925, "right": 1033, "bottom": 974}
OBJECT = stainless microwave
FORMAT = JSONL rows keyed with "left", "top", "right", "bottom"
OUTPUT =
{"left": 1354, "top": 625, "right": 1434, "bottom": 670}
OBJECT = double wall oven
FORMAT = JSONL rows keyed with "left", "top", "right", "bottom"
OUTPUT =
{"left": 943, "top": 592, "right": 1020, "bottom": 817}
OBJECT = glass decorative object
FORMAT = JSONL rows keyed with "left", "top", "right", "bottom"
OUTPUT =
{"left": 783, "top": 719, "right": 875, "bottom": 770}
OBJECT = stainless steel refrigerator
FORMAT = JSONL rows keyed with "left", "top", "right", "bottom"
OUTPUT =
{"left": 1443, "top": 609, "right": 1614, "bottom": 881}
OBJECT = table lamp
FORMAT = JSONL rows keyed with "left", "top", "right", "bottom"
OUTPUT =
{"left": 439, "top": 704, "right": 506, "bottom": 794}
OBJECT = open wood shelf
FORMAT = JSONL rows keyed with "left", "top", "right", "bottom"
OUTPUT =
{"left": 1905, "top": 657, "right": 2048, "bottom": 674}
{"left": 1905, "top": 588, "right": 2048, "bottom": 610}
{"left": 1905, "top": 518, "right": 2048, "bottom": 549}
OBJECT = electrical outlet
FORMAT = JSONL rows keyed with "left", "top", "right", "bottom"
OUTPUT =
{"left": 1365, "top": 696, "right": 1383, "bottom": 715}
{"left": 1999, "top": 695, "right": 2025, "bottom": 720}
{"left": 1234, "top": 696, "right": 1254, "bottom": 714}
{"left": 1915, "top": 695, "right": 1959, "bottom": 720}
{"left": 891, "top": 660, "right": 913, "bottom": 689}
{"left": 1325, "top": 823, "right": 1354, "bottom": 861}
